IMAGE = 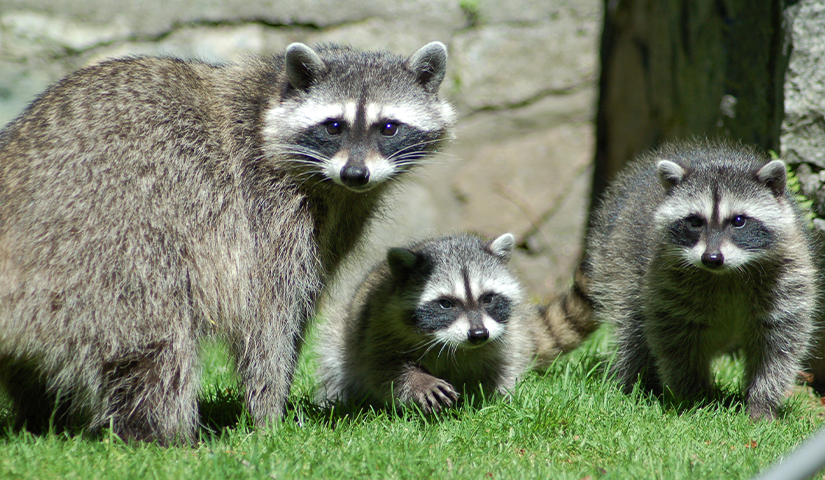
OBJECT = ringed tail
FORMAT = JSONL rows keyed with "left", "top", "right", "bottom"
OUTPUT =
{"left": 531, "top": 264, "right": 599, "bottom": 369}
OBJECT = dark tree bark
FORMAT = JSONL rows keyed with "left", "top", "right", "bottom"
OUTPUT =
{"left": 591, "top": 0, "right": 790, "bottom": 217}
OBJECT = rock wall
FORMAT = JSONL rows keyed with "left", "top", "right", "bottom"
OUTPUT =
{"left": 783, "top": 0, "right": 825, "bottom": 219}
{"left": 781, "top": 0, "right": 825, "bottom": 384}
{"left": 0, "top": 0, "right": 602, "bottom": 302}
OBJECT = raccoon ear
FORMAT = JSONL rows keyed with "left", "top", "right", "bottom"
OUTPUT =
{"left": 657, "top": 159, "right": 685, "bottom": 191}
{"left": 756, "top": 159, "right": 788, "bottom": 197}
{"left": 285, "top": 43, "right": 326, "bottom": 91}
{"left": 387, "top": 248, "right": 421, "bottom": 279}
{"left": 488, "top": 233, "right": 516, "bottom": 262}
{"left": 408, "top": 41, "right": 448, "bottom": 94}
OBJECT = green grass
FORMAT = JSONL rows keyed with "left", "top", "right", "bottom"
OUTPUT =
{"left": 0, "top": 327, "right": 822, "bottom": 479}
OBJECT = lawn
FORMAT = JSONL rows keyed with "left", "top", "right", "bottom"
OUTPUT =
{"left": 0, "top": 326, "right": 822, "bottom": 479}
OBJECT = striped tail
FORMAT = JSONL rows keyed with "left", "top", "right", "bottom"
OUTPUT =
{"left": 530, "top": 264, "right": 599, "bottom": 370}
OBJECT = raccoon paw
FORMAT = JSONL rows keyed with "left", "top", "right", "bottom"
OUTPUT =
{"left": 747, "top": 402, "right": 777, "bottom": 422}
{"left": 409, "top": 377, "right": 459, "bottom": 414}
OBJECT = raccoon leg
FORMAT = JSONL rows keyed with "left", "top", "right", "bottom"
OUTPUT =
{"left": 610, "top": 313, "right": 661, "bottom": 394}
{"left": 647, "top": 322, "right": 714, "bottom": 402}
{"left": 232, "top": 304, "right": 311, "bottom": 426}
{"left": 235, "top": 334, "right": 296, "bottom": 425}
{"left": 395, "top": 364, "right": 458, "bottom": 414}
{"left": 643, "top": 313, "right": 713, "bottom": 397}
{"left": 231, "top": 244, "right": 323, "bottom": 426}
{"left": 742, "top": 318, "right": 811, "bottom": 421}
{"left": 98, "top": 337, "right": 199, "bottom": 444}
{"left": 654, "top": 348, "right": 714, "bottom": 402}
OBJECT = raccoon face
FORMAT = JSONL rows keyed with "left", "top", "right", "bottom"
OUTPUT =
{"left": 655, "top": 159, "right": 786, "bottom": 271}
{"left": 415, "top": 288, "right": 513, "bottom": 348}
{"left": 294, "top": 103, "right": 447, "bottom": 191}
{"left": 387, "top": 234, "right": 521, "bottom": 348}
{"left": 665, "top": 210, "right": 776, "bottom": 271}
{"left": 263, "top": 42, "right": 456, "bottom": 193}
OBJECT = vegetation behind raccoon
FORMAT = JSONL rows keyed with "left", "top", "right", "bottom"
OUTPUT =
{"left": 0, "top": 42, "right": 456, "bottom": 442}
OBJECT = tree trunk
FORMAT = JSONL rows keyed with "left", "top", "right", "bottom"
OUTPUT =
{"left": 592, "top": 0, "right": 788, "bottom": 215}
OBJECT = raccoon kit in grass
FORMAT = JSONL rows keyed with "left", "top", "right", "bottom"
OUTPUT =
{"left": 0, "top": 42, "right": 456, "bottom": 442}
{"left": 314, "top": 233, "right": 598, "bottom": 413}
{"left": 585, "top": 139, "right": 818, "bottom": 419}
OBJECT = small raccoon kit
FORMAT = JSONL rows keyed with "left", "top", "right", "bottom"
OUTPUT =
{"left": 314, "top": 233, "right": 599, "bottom": 413}
{"left": 0, "top": 42, "right": 455, "bottom": 442}
{"left": 584, "top": 140, "right": 818, "bottom": 419}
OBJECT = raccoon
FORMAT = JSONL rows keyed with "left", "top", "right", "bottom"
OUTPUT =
{"left": 0, "top": 42, "right": 455, "bottom": 442}
{"left": 314, "top": 233, "right": 598, "bottom": 413}
{"left": 585, "top": 139, "right": 818, "bottom": 420}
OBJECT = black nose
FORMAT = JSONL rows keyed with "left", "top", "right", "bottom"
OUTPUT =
{"left": 340, "top": 165, "right": 370, "bottom": 188}
{"left": 467, "top": 327, "right": 489, "bottom": 345}
{"left": 701, "top": 252, "right": 724, "bottom": 268}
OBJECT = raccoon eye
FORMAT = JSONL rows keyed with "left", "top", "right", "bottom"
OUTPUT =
{"left": 325, "top": 120, "right": 343, "bottom": 135}
{"left": 380, "top": 122, "right": 399, "bottom": 137}
{"left": 438, "top": 298, "right": 454, "bottom": 309}
{"left": 686, "top": 216, "right": 704, "bottom": 229}
{"left": 480, "top": 293, "right": 495, "bottom": 304}
{"left": 731, "top": 215, "right": 747, "bottom": 228}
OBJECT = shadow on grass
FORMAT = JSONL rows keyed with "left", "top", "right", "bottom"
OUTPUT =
{"left": 0, "top": 386, "right": 249, "bottom": 443}
{"left": 571, "top": 346, "right": 771, "bottom": 419}
{"left": 619, "top": 372, "right": 806, "bottom": 420}
{"left": 0, "top": 384, "right": 459, "bottom": 443}
{"left": 656, "top": 387, "right": 747, "bottom": 417}
{"left": 286, "top": 387, "right": 505, "bottom": 431}
{"left": 198, "top": 387, "right": 249, "bottom": 440}
{"left": 196, "top": 386, "right": 460, "bottom": 440}
{"left": 0, "top": 387, "right": 98, "bottom": 441}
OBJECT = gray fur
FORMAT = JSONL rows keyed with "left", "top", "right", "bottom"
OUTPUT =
{"left": 0, "top": 42, "right": 455, "bottom": 442}
{"left": 314, "top": 233, "right": 599, "bottom": 413}
{"left": 285, "top": 43, "right": 326, "bottom": 90}
{"left": 587, "top": 139, "right": 818, "bottom": 420}
{"left": 405, "top": 41, "right": 449, "bottom": 94}
{"left": 656, "top": 159, "right": 685, "bottom": 189}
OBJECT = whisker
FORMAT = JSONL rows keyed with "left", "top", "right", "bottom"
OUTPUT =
{"left": 268, "top": 144, "right": 332, "bottom": 163}
{"left": 415, "top": 338, "right": 443, "bottom": 363}
{"left": 404, "top": 337, "right": 435, "bottom": 355}
{"left": 391, "top": 152, "right": 454, "bottom": 170}
{"left": 448, "top": 345, "right": 460, "bottom": 367}
{"left": 436, "top": 342, "right": 451, "bottom": 360}
{"left": 389, "top": 149, "right": 451, "bottom": 163}
{"left": 386, "top": 138, "right": 445, "bottom": 159}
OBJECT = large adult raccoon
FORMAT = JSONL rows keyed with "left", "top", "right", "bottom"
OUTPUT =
{"left": 585, "top": 139, "right": 818, "bottom": 420}
{"left": 314, "top": 233, "right": 597, "bottom": 413}
{"left": 0, "top": 42, "right": 456, "bottom": 442}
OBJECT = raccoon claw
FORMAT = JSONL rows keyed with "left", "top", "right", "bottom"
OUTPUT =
{"left": 413, "top": 379, "right": 459, "bottom": 414}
